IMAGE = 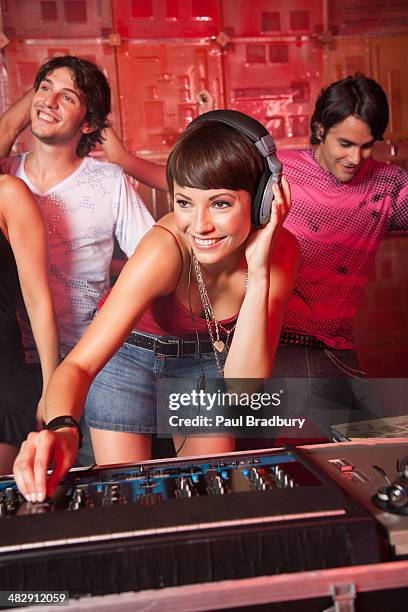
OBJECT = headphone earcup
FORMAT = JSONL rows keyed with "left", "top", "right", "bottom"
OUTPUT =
{"left": 251, "top": 171, "right": 272, "bottom": 226}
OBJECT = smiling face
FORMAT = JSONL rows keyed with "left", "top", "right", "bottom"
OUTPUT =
{"left": 31, "top": 66, "right": 92, "bottom": 147}
{"left": 315, "top": 115, "right": 376, "bottom": 183}
{"left": 173, "top": 183, "right": 252, "bottom": 265}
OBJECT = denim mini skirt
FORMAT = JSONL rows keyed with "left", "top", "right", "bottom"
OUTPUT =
{"left": 85, "top": 333, "right": 223, "bottom": 433}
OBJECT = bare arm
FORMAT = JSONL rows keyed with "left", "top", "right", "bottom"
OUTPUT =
{"left": 0, "top": 90, "right": 33, "bottom": 156}
{"left": 46, "top": 228, "right": 181, "bottom": 419}
{"left": 102, "top": 127, "right": 167, "bottom": 191}
{"left": 1, "top": 176, "right": 59, "bottom": 420}
{"left": 13, "top": 225, "right": 183, "bottom": 500}
{"left": 225, "top": 178, "right": 299, "bottom": 379}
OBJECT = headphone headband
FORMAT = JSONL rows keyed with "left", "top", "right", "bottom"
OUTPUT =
{"left": 189, "top": 110, "right": 282, "bottom": 226}
{"left": 192, "top": 109, "right": 268, "bottom": 141}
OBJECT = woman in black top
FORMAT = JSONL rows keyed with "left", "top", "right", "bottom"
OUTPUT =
{"left": 0, "top": 173, "right": 58, "bottom": 474}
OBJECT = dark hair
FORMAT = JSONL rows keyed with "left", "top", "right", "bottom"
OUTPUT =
{"left": 310, "top": 74, "right": 389, "bottom": 144}
{"left": 34, "top": 55, "right": 111, "bottom": 157}
{"left": 166, "top": 121, "right": 265, "bottom": 200}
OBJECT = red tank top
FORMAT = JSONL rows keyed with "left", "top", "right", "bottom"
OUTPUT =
{"left": 99, "top": 225, "right": 238, "bottom": 336}
{"left": 135, "top": 293, "right": 237, "bottom": 336}
{"left": 98, "top": 287, "right": 237, "bottom": 336}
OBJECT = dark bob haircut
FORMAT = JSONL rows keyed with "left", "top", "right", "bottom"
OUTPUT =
{"left": 166, "top": 121, "right": 265, "bottom": 201}
{"left": 310, "top": 74, "right": 389, "bottom": 144}
{"left": 34, "top": 55, "right": 111, "bottom": 157}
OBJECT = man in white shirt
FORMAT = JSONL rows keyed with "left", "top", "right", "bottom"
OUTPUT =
{"left": 0, "top": 55, "right": 154, "bottom": 358}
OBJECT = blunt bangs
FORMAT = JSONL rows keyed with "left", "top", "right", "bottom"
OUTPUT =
{"left": 166, "top": 122, "right": 264, "bottom": 198}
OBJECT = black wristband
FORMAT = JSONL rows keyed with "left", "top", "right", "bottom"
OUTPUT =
{"left": 45, "top": 416, "right": 83, "bottom": 449}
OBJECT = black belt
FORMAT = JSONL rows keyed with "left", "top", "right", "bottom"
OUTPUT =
{"left": 279, "top": 331, "right": 328, "bottom": 349}
{"left": 125, "top": 330, "right": 327, "bottom": 357}
{"left": 124, "top": 331, "right": 225, "bottom": 357}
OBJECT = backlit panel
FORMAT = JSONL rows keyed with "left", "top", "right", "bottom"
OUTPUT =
{"left": 115, "top": 40, "right": 224, "bottom": 151}
{"left": 222, "top": 0, "right": 323, "bottom": 36}
{"left": 330, "top": 0, "right": 408, "bottom": 36}
{"left": 223, "top": 39, "right": 323, "bottom": 146}
{"left": 1, "top": 0, "right": 113, "bottom": 38}
{"left": 112, "top": 0, "right": 219, "bottom": 39}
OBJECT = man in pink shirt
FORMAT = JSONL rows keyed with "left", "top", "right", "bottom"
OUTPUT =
{"left": 275, "top": 75, "right": 407, "bottom": 380}
{"left": 270, "top": 75, "right": 407, "bottom": 440}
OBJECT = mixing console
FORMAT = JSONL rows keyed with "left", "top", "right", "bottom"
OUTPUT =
{"left": 0, "top": 447, "right": 381, "bottom": 598}
{"left": 0, "top": 451, "right": 316, "bottom": 522}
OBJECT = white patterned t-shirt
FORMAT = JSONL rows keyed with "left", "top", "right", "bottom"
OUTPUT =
{"left": 0, "top": 154, "right": 154, "bottom": 354}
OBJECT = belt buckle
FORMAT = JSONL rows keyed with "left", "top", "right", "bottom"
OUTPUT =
{"left": 164, "top": 338, "right": 181, "bottom": 357}
{"left": 155, "top": 336, "right": 176, "bottom": 356}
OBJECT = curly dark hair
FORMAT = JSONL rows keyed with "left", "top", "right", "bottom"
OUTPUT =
{"left": 310, "top": 74, "right": 389, "bottom": 144}
{"left": 34, "top": 55, "right": 111, "bottom": 157}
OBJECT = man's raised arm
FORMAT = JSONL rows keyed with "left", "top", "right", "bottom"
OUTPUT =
{"left": 0, "top": 89, "right": 33, "bottom": 157}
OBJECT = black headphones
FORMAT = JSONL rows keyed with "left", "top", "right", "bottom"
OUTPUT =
{"left": 189, "top": 109, "right": 282, "bottom": 227}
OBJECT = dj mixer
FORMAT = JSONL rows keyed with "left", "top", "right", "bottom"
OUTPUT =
{"left": 0, "top": 445, "right": 383, "bottom": 599}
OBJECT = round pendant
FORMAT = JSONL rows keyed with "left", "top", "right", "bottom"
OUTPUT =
{"left": 213, "top": 339, "right": 225, "bottom": 352}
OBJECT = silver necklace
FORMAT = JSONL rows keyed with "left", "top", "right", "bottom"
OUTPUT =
{"left": 192, "top": 252, "right": 247, "bottom": 375}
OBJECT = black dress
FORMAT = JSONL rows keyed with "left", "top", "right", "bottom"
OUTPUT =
{"left": 0, "top": 230, "right": 39, "bottom": 446}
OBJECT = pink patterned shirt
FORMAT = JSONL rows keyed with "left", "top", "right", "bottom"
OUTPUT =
{"left": 281, "top": 149, "right": 408, "bottom": 349}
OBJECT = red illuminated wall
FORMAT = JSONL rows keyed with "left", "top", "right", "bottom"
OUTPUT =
{"left": 2, "top": 0, "right": 407, "bottom": 157}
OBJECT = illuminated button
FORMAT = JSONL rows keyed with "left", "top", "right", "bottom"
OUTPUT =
{"left": 340, "top": 464, "right": 354, "bottom": 473}
{"left": 343, "top": 473, "right": 354, "bottom": 480}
